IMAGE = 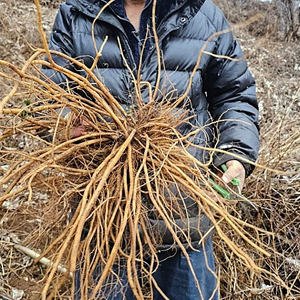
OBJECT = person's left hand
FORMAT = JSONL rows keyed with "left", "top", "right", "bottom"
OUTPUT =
{"left": 221, "top": 160, "right": 245, "bottom": 191}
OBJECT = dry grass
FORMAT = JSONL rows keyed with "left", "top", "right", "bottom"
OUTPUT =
{"left": 213, "top": 4, "right": 300, "bottom": 296}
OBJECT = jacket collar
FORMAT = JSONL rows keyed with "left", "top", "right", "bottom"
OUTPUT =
{"left": 66, "top": 0, "right": 202, "bottom": 17}
{"left": 66, "top": 0, "right": 206, "bottom": 32}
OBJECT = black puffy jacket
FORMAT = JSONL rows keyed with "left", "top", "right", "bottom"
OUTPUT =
{"left": 42, "top": 0, "right": 260, "bottom": 246}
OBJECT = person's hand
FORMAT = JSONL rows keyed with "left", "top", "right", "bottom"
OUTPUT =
{"left": 70, "top": 116, "right": 90, "bottom": 138}
{"left": 221, "top": 160, "right": 245, "bottom": 191}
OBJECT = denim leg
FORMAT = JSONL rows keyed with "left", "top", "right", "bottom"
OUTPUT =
{"left": 74, "top": 261, "right": 135, "bottom": 300}
{"left": 74, "top": 239, "right": 218, "bottom": 300}
{"left": 153, "top": 238, "right": 219, "bottom": 300}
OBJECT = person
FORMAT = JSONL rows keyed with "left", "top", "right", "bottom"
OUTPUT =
{"left": 41, "top": 0, "right": 260, "bottom": 298}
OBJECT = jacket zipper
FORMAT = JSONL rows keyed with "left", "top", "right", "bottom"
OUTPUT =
{"left": 141, "top": 0, "right": 202, "bottom": 69}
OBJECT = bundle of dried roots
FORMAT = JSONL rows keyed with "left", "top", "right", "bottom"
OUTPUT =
{"left": 0, "top": 1, "right": 280, "bottom": 299}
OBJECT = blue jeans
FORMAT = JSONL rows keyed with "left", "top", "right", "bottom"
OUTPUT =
{"left": 75, "top": 238, "right": 219, "bottom": 300}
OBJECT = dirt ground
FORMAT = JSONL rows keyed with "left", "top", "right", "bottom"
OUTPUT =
{"left": 0, "top": 0, "right": 300, "bottom": 299}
